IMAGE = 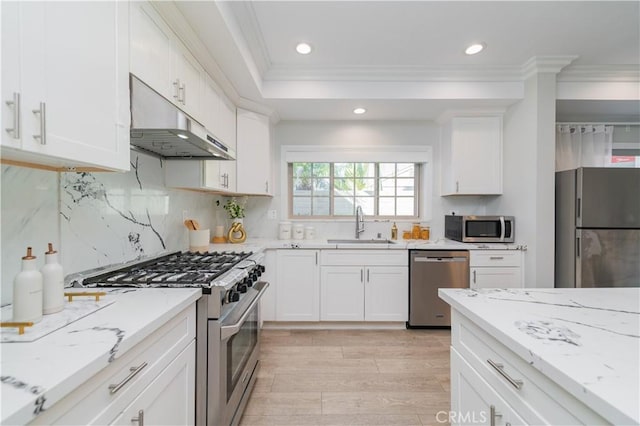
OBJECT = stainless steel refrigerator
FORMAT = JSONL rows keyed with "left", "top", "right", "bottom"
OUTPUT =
{"left": 555, "top": 167, "right": 640, "bottom": 288}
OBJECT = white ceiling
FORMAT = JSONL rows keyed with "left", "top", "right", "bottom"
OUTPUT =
{"left": 175, "top": 1, "right": 640, "bottom": 122}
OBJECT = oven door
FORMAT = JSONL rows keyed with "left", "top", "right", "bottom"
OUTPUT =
{"left": 208, "top": 281, "right": 269, "bottom": 426}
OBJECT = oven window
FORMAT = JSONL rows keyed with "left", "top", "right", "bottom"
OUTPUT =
{"left": 226, "top": 307, "right": 258, "bottom": 401}
{"left": 466, "top": 221, "right": 500, "bottom": 238}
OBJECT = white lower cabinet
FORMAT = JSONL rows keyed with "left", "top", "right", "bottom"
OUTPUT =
{"left": 30, "top": 305, "right": 196, "bottom": 425}
{"left": 320, "top": 250, "right": 408, "bottom": 322}
{"left": 275, "top": 250, "right": 319, "bottom": 321}
{"left": 110, "top": 341, "right": 195, "bottom": 426}
{"left": 259, "top": 250, "right": 277, "bottom": 323}
{"left": 470, "top": 250, "right": 523, "bottom": 288}
{"left": 450, "top": 310, "right": 607, "bottom": 426}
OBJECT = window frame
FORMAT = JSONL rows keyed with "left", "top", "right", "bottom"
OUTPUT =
{"left": 288, "top": 162, "right": 421, "bottom": 219}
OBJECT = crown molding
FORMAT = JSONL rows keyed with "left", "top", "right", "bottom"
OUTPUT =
{"left": 520, "top": 56, "right": 578, "bottom": 80}
{"left": 557, "top": 65, "right": 640, "bottom": 82}
{"left": 228, "top": 1, "right": 272, "bottom": 77}
{"left": 436, "top": 108, "right": 508, "bottom": 124}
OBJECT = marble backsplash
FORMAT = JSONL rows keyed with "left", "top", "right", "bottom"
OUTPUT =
{"left": 1, "top": 151, "right": 224, "bottom": 305}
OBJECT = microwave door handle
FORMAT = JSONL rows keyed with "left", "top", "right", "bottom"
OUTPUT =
{"left": 499, "top": 216, "right": 505, "bottom": 242}
{"left": 220, "top": 282, "right": 269, "bottom": 340}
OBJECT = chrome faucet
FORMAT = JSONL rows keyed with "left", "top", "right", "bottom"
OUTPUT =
{"left": 355, "top": 205, "right": 365, "bottom": 239}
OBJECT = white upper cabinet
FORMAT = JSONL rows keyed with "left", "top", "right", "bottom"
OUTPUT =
{"left": 1, "top": 1, "right": 130, "bottom": 171}
{"left": 202, "top": 76, "right": 236, "bottom": 151}
{"left": 165, "top": 159, "right": 236, "bottom": 193}
{"left": 236, "top": 109, "right": 272, "bottom": 196}
{"left": 441, "top": 116, "right": 503, "bottom": 195}
{"left": 130, "top": 2, "right": 203, "bottom": 123}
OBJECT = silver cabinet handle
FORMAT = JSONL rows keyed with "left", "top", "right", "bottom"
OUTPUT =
{"left": 487, "top": 359, "right": 523, "bottom": 389}
{"left": 360, "top": 269, "right": 364, "bottom": 282}
{"left": 173, "top": 79, "right": 180, "bottom": 101}
{"left": 456, "top": 181, "right": 459, "bottom": 193}
{"left": 315, "top": 252, "right": 318, "bottom": 265}
{"left": 366, "top": 269, "right": 370, "bottom": 283}
{"left": 265, "top": 180, "right": 269, "bottom": 193}
{"left": 489, "top": 256, "right": 504, "bottom": 260}
{"left": 131, "top": 409, "right": 144, "bottom": 425}
{"left": 473, "top": 270, "right": 476, "bottom": 284}
{"left": 32, "top": 102, "right": 46, "bottom": 144}
{"left": 5, "top": 92, "right": 20, "bottom": 138}
{"left": 490, "top": 405, "right": 502, "bottom": 426}
{"left": 108, "top": 362, "right": 148, "bottom": 394}
{"left": 179, "top": 83, "right": 186, "bottom": 105}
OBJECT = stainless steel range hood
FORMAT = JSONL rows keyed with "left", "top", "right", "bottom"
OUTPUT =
{"left": 129, "top": 75, "right": 235, "bottom": 160}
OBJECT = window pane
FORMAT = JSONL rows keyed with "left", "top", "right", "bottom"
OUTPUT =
{"left": 313, "top": 163, "right": 330, "bottom": 177}
{"left": 356, "top": 178, "right": 375, "bottom": 196}
{"left": 293, "top": 178, "right": 312, "bottom": 196}
{"left": 355, "top": 163, "right": 375, "bottom": 178}
{"left": 313, "top": 178, "right": 330, "bottom": 196}
{"left": 397, "top": 197, "right": 415, "bottom": 216}
{"left": 293, "top": 197, "right": 312, "bottom": 216}
{"left": 334, "top": 178, "right": 353, "bottom": 194}
{"left": 356, "top": 197, "right": 374, "bottom": 215}
{"left": 379, "top": 177, "right": 395, "bottom": 196}
{"left": 312, "top": 197, "right": 330, "bottom": 215}
{"left": 379, "top": 163, "right": 395, "bottom": 178}
{"left": 379, "top": 197, "right": 395, "bottom": 215}
{"left": 334, "top": 163, "right": 354, "bottom": 178}
{"left": 397, "top": 178, "right": 415, "bottom": 196}
{"left": 293, "top": 163, "right": 312, "bottom": 178}
{"left": 397, "top": 163, "right": 414, "bottom": 178}
{"left": 334, "top": 196, "right": 355, "bottom": 215}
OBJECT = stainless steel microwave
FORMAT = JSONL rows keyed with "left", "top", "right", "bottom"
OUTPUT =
{"left": 445, "top": 215, "right": 515, "bottom": 243}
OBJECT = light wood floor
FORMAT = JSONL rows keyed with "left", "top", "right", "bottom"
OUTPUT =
{"left": 240, "top": 328, "right": 451, "bottom": 426}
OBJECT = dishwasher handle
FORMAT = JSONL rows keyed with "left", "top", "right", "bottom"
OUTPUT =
{"left": 413, "top": 256, "right": 468, "bottom": 263}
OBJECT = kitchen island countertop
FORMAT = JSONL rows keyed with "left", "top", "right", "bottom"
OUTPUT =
{"left": 0, "top": 287, "right": 202, "bottom": 425}
{"left": 439, "top": 287, "right": 640, "bottom": 425}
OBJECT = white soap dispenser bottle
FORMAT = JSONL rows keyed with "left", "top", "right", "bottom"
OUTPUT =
{"left": 13, "top": 247, "right": 44, "bottom": 323}
{"left": 42, "top": 243, "right": 65, "bottom": 314}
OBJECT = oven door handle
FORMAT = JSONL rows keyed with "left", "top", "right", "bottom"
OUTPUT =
{"left": 221, "top": 281, "right": 269, "bottom": 340}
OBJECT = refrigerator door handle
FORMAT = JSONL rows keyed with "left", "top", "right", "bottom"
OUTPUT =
{"left": 577, "top": 197, "right": 581, "bottom": 220}
{"left": 576, "top": 236, "right": 580, "bottom": 258}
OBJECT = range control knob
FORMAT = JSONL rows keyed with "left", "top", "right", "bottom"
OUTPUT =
{"left": 238, "top": 284, "right": 248, "bottom": 294}
{"left": 227, "top": 291, "right": 240, "bottom": 303}
{"left": 255, "top": 268, "right": 262, "bottom": 277}
{"left": 251, "top": 273, "right": 259, "bottom": 282}
{"left": 244, "top": 277, "right": 254, "bottom": 287}
{"left": 259, "top": 265, "right": 266, "bottom": 273}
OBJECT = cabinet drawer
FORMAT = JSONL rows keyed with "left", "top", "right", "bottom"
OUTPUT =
{"left": 452, "top": 311, "right": 607, "bottom": 425}
{"left": 321, "top": 250, "right": 407, "bottom": 266}
{"left": 31, "top": 305, "right": 196, "bottom": 425}
{"left": 470, "top": 250, "right": 520, "bottom": 267}
{"left": 470, "top": 267, "right": 521, "bottom": 289}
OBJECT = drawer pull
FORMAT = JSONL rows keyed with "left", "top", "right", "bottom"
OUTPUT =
{"left": 487, "top": 359, "right": 523, "bottom": 389}
{"left": 109, "top": 362, "right": 148, "bottom": 394}
{"left": 489, "top": 256, "right": 504, "bottom": 260}
{"left": 490, "top": 405, "right": 502, "bottom": 426}
{"left": 131, "top": 409, "right": 144, "bottom": 425}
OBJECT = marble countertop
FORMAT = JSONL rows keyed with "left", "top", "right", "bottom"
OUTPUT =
{"left": 0, "top": 287, "right": 202, "bottom": 425}
{"left": 439, "top": 288, "right": 640, "bottom": 425}
{"left": 221, "top": 238, "right": 526, "bottom": 251}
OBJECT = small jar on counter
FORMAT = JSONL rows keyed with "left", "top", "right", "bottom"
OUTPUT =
{"left": 292, "top": 223, "right": 304, "bottom": 240}
{"left": 420, "top": 227, "right": 430, "bottom": 240}
{"left": 278, "top": 222, "right": 292, "bottom": 240}
{"left": 411, "top": 223, "right": 421, "bottom": 239}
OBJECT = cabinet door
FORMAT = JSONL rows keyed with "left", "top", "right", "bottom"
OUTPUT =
{"left": 173, "top": 43, "right": 203, "bottom": 121}
{"left": 129, "top": 1, "right": 174, "bottom": 102}
{"left": 276, "top": 250, "right": 319, "bottom": 321}
{"left": 320, "top": 266, "right": 364, "bottom": 321}
{"left": 202, "top": 76, "right": 221, "bottom": 136}
{"left": 236, "top": 109, "right": 271, "bottom": 195}
{"left": 365, "top": 266, "right": 408, "bottom": 321}
{"left": 451, "top": 347, "right": 526, "bottom": 426}
{"left": 219, "top": 94, "right": 237, "bottom": 150}
{"left": 110, "top": 341, "right": 195, "bottom": 426}
{"left": 443, "top": 116, "right": 502, "bottom": 195}
{"left": 1, "top": 1, "right": 22, "bottom": 150}
{"left": 470, "top": 267, "right": 522, "bottom": 289}
{"left": 260, "top": 250, "right": 277, "bottom": 323}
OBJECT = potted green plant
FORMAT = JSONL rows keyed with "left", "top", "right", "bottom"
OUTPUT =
{"left": 222, "top": 197, "right": 246, "bottom": 221}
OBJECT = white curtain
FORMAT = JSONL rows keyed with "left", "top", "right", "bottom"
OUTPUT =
{"left": 556, "top": 124, "right": 614, "bottom": 171}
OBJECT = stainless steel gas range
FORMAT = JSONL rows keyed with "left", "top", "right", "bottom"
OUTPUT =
{"left": 74, "top": 250, "right": 269, "bottom": 426}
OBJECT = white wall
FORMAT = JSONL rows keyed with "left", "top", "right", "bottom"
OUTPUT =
{"left": 488, "top": 73, "right": 557, "bottom": 287}
{"left": 243, "top": 120, "right": 490, "bottom": 241}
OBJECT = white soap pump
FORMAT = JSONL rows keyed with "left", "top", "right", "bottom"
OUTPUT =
{"left": 42, "top": 243, "right": 65, "bottom": 314}
{"left": 13, "top": 247, "right": 44, "bottom": 323}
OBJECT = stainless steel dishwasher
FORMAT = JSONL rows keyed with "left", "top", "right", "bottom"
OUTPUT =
{"left": 408, "top": 250, "right": 469, "bottom": 327}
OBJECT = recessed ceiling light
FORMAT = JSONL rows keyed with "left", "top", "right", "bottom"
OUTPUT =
{"left": 353, "top": 108, "right": 367, "bottom": 115}
{"left": 296, "top": 42, "right": 312, "bottom": 55}
{"left": 465, "top": 43, "right": 485, "bottom": 55}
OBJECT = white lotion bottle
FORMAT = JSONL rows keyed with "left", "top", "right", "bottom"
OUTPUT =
{"left": 13, "top": 247, "right": 44, "bottom": 323}
{"left": 42, "top": 243, "right": 65, "bottom": 314}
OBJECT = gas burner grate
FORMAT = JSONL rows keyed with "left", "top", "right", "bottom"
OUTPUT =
{"left": 83, "top": 251, "right": 253, "bottom": 288}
